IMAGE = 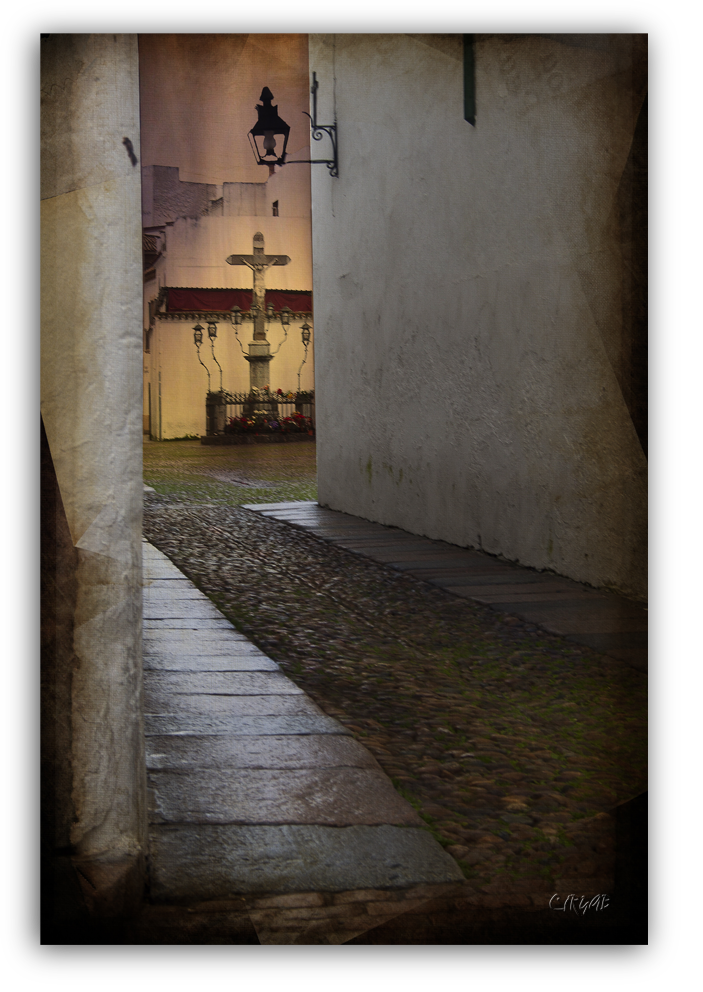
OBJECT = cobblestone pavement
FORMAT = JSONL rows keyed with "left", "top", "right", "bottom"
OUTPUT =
{"left": 143, "top": 476, "right": 646, "bottom": 909}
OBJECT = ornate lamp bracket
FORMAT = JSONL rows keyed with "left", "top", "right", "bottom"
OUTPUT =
{"left": 301, "top": 72, "right": 338, "bottom": 178}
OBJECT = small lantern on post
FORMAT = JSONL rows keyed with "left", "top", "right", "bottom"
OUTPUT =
{"left": 230, "top": 304, "right": 246, "bottom": 356}
{"left": 297, "top": 319, "right": 312, "bottom": 392}
{"left": 206, "top": 321, "right": 223, "bottom": 392}
{"left": 192, "top": 323, "right": 211, "bottom": 392}
{"left": 280, "top": 306, "right": 292, "bottom": 327}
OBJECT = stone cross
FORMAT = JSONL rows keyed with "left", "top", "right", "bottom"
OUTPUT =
{"left": 226, "top": 231, "right": 290, "bottom": 342}
{"left": 226, "top": 232, "right": 291, "bottom": 391}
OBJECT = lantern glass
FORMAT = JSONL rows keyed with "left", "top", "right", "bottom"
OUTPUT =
{"left": 207, "top": 322, "right": 217, "bottom": 340}
{"left": 280, "top": 306, "right": 291, "bottom": 326}
{"left": 231, "top": 305, "right": 242, "bottom": 326}
{"left": 301, "top": 323, "right": 311, "bottom": 347}
{"left": 193, "top": 323, "right": 203, "bottom": 345}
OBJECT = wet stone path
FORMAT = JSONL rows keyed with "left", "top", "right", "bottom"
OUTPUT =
{"left": 143, "top": 491, "right": 646, "bottom": 909}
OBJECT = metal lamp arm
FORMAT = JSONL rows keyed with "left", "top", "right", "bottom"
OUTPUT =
{"left": 195, "top": 344, "right": 211, "bottom": 392}
{"left": 270, "top": 324, "right": 288, "bottom": 356}
{"left": 209, "top": 341, "right": 224, "bottom": 392}
{"left": 282, "top": 73, "right": 338, "bottom": 177}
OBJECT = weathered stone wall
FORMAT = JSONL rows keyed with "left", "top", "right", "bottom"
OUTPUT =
{"left": 309, "top": 34, "right": 647, "bottom": 601}
{"left": 41, "top": 34, "right": 147, "bottom": 921}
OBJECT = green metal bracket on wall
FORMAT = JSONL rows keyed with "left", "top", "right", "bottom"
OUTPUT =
{"left": 464, "top": 34, "right": 476, "bottom": 126}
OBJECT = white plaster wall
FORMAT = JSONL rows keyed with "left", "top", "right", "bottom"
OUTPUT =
{"left": 309, "top": 34, "right": 647, "bottom": 601}
{"left": 41, "top": 33, "right": 147, "bottom": 911}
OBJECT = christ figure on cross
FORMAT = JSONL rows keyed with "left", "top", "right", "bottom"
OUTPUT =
{"left": 226, "top": 231, "right": 290, "bottom": 342}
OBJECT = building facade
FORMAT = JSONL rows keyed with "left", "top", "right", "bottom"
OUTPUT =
{"left": 143, "top": 163, "right": 314, "bottom": 439}
{"left": 309, "top": 34, "right": 647, "bottom": 601}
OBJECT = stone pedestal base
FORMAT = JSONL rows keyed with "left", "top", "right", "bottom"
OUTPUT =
{"left": 245, "top": 344, "right": 274, "bottom": 391}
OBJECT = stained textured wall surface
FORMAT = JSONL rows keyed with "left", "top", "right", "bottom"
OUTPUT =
{"left": 310, "top": 34, "right": 647, "bottom": 601}
{"left": 41, "top": 33, "right": 147, "bottom": 922}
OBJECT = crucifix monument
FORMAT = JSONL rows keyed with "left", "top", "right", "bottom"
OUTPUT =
{"left": 226, "top": 231, "right": 290, "bottom": 390}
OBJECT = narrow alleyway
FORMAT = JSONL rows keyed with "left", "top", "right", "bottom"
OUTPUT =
{"left": 141, "top": 440, "right": 647, "bottom": 941}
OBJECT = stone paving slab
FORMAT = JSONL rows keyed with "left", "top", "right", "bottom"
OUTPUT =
{"left": 149, "top": 824, "right": 464, "bottom": 901}
{"left": 144, "top": 646, "right": 266, "bottom": 661}
{"left": 144, "top": 671, "right": 302, "bottom": 695}
{"left": 143, "top": 600, "right": 228, "bottom": 620}
{"left": 337, "top": 545, "right": 442, "bottom": 559}
{"left": 143, "top": 629, "right": 252, "bottom": 644}
{"left": 144, "top": 618, "right": 234, "bottom": 629}
{"left": 466, "top": 588, "right": 610, "bottom": 604}
{"left": 146, "top": 734, "right": 380, "bottom": 772}
{"left": 144, "top": 712, "right": 352, "bottom": 738}
{"left": 145, "top": 692, "right": 323, "bottom": 717}
{"left": 143, "top": 571, "right": 192, "bottom": 583}
{"left": 144, "top": 654, "right": 280, "bottom": 672}
{"left": 144, "top": 639, "right": 268, "bottom": 655}
{"left": 390, "top": 559, "right": 506, "bottom": 572}
{"left": 148, "top": 768, "right": 423, "bottom": 826}
{"left": 244, "top": 501, "right": 647, "bottom": 670}
{"left": 144, "top": 585, "right": 213, "bottom": 600}
{"left": 368, "top": 541, "right": 484, "bottom": 564}
{"left": 420, "top": 570, "right": 571, "bottom": 584}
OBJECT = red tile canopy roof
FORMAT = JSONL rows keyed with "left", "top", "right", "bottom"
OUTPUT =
{"left": 165, "top": 288, "right": 312, "bottom": 313}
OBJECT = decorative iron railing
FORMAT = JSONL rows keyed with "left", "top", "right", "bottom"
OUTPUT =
{"left": 205, "top": 389, "right": 315, "bottom": 437}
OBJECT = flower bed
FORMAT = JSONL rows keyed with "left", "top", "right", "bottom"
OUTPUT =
{"left": 202, "top": 387, "right": 315, "bottom": 443}
{"left": 224, "top": 410, "right": 314, "bottom": 435}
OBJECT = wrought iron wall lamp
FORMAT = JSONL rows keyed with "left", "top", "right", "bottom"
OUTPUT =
{"left": 248, "top": 73, "right": 338, "bottom": 177}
